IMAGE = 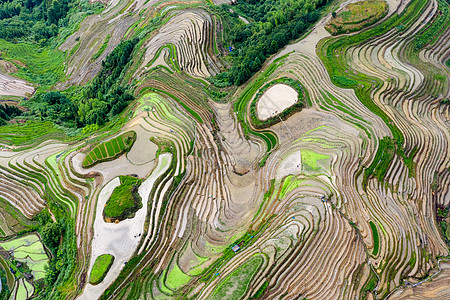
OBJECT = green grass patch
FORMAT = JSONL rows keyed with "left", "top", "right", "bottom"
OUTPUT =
{"left": 99, "top": 144, "right": 108, "bottom": 158}
{"left": 0, "top": 120, "right": 66, "bottom": 147}
{"left": 250, "top": 280, "right": 268, "bottom": 299}
{"left": 326, "top": 0, "right": 388, "bottom": 35}
{"left": 279, "top": 175, "right": 306, "bottom": 199}
{"left": 408, "top": 252, "right": 416, "bottom": 268}
{"left": 369, "top": 221, "right": 379, "bottom": 256}
{"left": 82, "top": 131, "right": 136, "bottom": 168}
{"left": 210, "top": 255, "right": 263, "bottom": 300}
{"left": 117, "top": 136, "right": 126, "bottom": 149}
{"left": 301, "top": 149, "right": 329, "bottom": 171}
{"left": 0, "top": 39, "right": 65, "bottom": 86}
{"left": 103, "top": 176, "right": 143, "bottom": 222}
{"left": 93, "top": 147, "right": 102, "bottom": 159}
{"left": 111, "top": 138, "right": 120, "bottom": 153}
{"left": 89, "top": 254, "right": 114, "bottom": 285}
{"left": 165, "top": 260, "right": 191, "bottom": 290}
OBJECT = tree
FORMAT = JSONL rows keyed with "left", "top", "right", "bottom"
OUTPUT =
{"left": 40, "top": 222, "right": 63, "bottom": 253}
{"left": 332, "top": 11, "right": 337, "bottom": 18}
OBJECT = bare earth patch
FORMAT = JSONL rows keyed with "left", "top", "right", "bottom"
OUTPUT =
{"left": 256, "top": 84, "right": 298, "bottom": 121}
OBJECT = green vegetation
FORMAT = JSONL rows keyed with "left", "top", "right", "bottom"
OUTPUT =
{"left": 210, "top": 255, "right": 263, "bottom": 300}
{"left": 213, "top": 0, "right": 331, "bottom": 85}
{"left": 413, "top": 0, "right": 449, "bottom": 50}
{"left": 77, "top": 38, "right": 138, "bottom": 126}
{"left": 0, "top": 104, "right": 22, "bottom": 125}
{"left": 28, "top": 38, "right": 138, "bottom": 128}
{"left": 0, "top": 0, "right": 103, "bottom": 86}
{"left": 0, "top": 0, "right": 103, "bottom": 43}
{"left": 369, "top": 221, "right": 379, "bottom": 256}
{"left": 0, "top": 0, "right": 71, "bottom": 42}
{"left": 82, "top": 131, "right": 136, "bottom": 168}
{"left": 165, "top": 260, "right": 191, "bottom": 289}
{"left": 200, "top": 219, "right": 273, "bottom": 284}
{"left": 141, "top": 87, "right": 204, "bottom": 124}
{"left": 250, "top": 77, "right": 306, "bottom": 129}
{"left": 318, "top": 0, "right": 430, "bottom": 138}
{"left": 436, "top": 206, "right": 450, "bottom": 246}
{"left": 27, "top": 91, "right": 77, "bottom": 125}
{"left": 279, "top": 176, "right": 306, "bottom": 199}
{"left": 0, "top": 233, "right": 50, "bottom": 281}
{"left": 0, "top": 264, "right": 11, "bottom": 299}
{"left": 363, "top": 137, "right": 396, "bottom": 188}
{"left": 408, "top": 252, "right": 416, "bottom": 268}
{"left": 250, "top": 281, "right": 268, "bottom": 299}
{"left": 363, "top": 268, "right": 378, "bottom": 293}
{"left": 301, "top": 149, "right": 329, "bottom": 171}
{"left": 0, "top": 39, "right": 66, "bottom": 85}
{"left": 34, "top": 209, "right": 77, "bottom": 298}
{"left": 69, "top": 42, "right": 81, "bottom": 56}
{"left": 0, "top": 120, "right": 66, "bottom": 146}
{"left": 89, "top": 254, "right": 114, "bottom": 285}
{"left": 234, "top": 56, "right": 286, "bottom": 156}
{"left": 103, "top": 176, "right": 143, "bottom": 222}
{"left": 93, "top": 34, "right": 111, "bottom": 60}
{"left": 99, "top": 253, "right": 144, "bottom": 300}
{"left": 326, "top": 0, "right": 388, "bottom": 35}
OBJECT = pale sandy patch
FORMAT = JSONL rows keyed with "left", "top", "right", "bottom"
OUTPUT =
{"left": 276, "top": 150, "right": 302, "bottom": 180}
{"left": 257, "top": 84, "right": 298, "bottom": 121}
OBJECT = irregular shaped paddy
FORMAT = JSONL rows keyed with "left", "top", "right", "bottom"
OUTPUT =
{"left": 256, "top": 84, "right": 298, "bottom": 121}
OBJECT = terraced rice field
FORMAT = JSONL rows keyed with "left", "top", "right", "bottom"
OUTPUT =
{"left": 0, "top": 0, "right": 448, "bottom": 299}
{"left": 82, "top": 131, "right": 136, "bottom": 168}
{"left": 0, "top": 234, "right": 49, "bottom": 280}
{"left": 256, "top": 84, "right": 298, "bottom": 120}
{"left": 326, "top": 0, "right": 389, "bottom": 35}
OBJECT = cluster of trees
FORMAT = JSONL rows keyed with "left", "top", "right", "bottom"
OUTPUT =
{"left": 0, "top": 0, "right": 72, "bottom": 42}
{"left": 76, "top": 38, "right": 138, "bottom": 126}
{"left": 32, "top": 91, "right": 77, "bottom": 123}
{"left": 29, "top": 38, "right": 138, "bottom": 127}
{"left": 34, "top": 210, "right": 75, "bottom": 297}
{"left": 215, "top": 0, "right": 330, "bottom": 85}
{"left": 0, "top": 104, "right": 22, "bottom": 125}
